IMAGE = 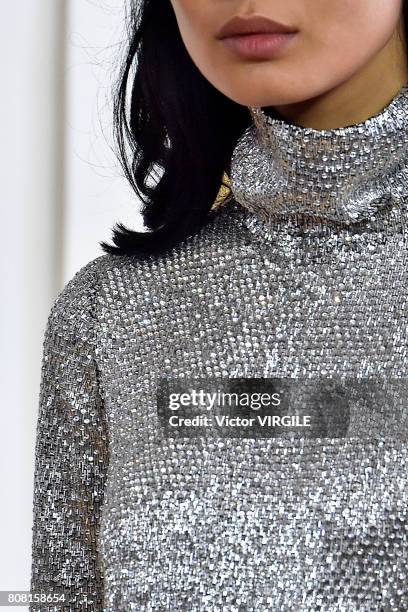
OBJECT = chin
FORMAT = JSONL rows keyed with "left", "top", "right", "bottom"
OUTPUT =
{"left": 215, "top": 72, "right": 318, "bottom": 108}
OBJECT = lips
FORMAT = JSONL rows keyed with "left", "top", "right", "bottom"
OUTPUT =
{"left": 221, "top": 32, "right": 297, "bottom": 60}
{"left": 216, "top": 15, "right": 298, "bottom": 40}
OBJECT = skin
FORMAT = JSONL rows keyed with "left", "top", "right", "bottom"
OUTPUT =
{"left": 169, "top": 0, "right": 408, "bottom": 129}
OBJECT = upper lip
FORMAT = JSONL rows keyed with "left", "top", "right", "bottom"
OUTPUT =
{"left": 216, "top": 15, "right": 298, "bottom": 39}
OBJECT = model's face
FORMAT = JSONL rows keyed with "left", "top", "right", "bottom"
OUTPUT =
{"left": 169, "top": 0, "right": 404, "bottom": 106}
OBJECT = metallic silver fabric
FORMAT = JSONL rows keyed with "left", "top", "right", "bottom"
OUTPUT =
{"left": 31, "top": 85, "right": 408, "bottom": 611}
{"left": 231, "top": 85, "right": 408, "bottom": 224}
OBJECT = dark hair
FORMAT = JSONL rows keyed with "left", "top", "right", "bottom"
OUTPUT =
{"left": 100, "top": 0, "right": 408, "bottom": 257}
{"left": 99, "top": 0, "right": 250, "bottom": 257}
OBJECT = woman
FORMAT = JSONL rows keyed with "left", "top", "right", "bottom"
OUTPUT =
{"left": 30, "top": 0, "right": 408, "bottom": 610}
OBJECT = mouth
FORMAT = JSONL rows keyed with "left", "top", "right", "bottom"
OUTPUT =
{"left": 216, "top": 14, "right": 298, "bottom": 39}
{"left": 220, "top": 32, "right": 298, "bottom": 60}
{"left": 216, "top": 15, "right": 299, "bottom": 60}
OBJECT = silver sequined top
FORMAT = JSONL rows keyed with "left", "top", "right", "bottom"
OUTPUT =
{"left": 30, "top": 85, "right": 408, "bottom": 611}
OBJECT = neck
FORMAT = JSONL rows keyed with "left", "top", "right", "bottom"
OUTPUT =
{"left": 269, "top": 20, "right": 408, "bottom": 130}
{"left": 229, "top": 83, "right": 408, "bottom": 225}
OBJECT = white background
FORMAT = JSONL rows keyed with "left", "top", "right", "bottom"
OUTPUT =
{"left": 0, "top": 1, "right": 143, "bottom": 608}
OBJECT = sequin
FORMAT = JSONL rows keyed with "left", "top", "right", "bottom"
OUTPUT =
{"left": 231, "top": 85, "right": 408, "bottom": 224}
{"left": 30, "top": 85, "right": 408, "bottom": 611}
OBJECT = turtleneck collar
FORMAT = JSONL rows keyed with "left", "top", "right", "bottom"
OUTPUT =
{"left": 229, "top": 84, "right": 408, "bottom": 225}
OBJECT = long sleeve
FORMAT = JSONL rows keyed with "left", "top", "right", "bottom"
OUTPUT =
{"left": 30, "top": 261, "right": 109, "bottom": 611}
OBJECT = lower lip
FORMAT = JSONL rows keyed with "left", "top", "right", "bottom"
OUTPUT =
{"left": 220, "top": 32, "right": 298, "bottom": 59}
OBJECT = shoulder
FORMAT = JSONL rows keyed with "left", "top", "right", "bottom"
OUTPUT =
{"left": 44, "top": 254, "right": 115, "bottom": 345}
{"left": 97, "top": 199, "right": 249, "bottom": 282}
{"left": 47, "top": 201, "right": 248, "bottom": 330}
{"left": 104, "top": 201, "right": 246, "bottom": 280}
